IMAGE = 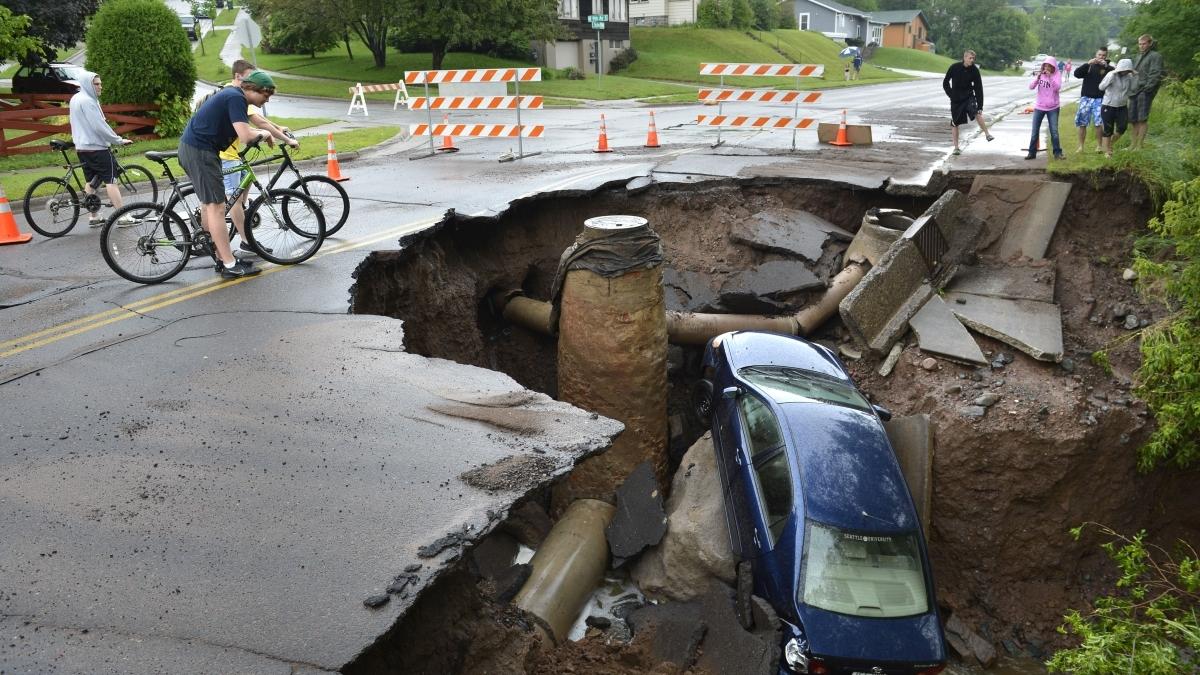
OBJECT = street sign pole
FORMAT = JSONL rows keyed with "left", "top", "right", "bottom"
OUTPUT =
{"left": 587, "top": 15, "right": 607, "bottom": 83}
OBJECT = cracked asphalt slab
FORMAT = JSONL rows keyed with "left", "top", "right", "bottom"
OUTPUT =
{"left": 0, "top": 314, "right": 621, "bottom": 672}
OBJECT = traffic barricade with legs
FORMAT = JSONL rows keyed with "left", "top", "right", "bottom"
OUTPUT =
{"left": 347, "top": 80, "right": 410, "bottom": 116}
{"left": 697, "top": 63, "right": 824, "bottom": 150}
{"left": 404, "top": 68, "right": 543, "bottom": 162}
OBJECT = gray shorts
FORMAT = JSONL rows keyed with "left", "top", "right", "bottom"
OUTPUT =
{"left": 177, "top": 141, "right": 226, "bottom": 204}
{"left": 1129, "top": 88, "right": 1156, "bottom": 123}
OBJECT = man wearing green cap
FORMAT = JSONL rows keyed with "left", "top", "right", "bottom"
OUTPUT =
{"left": 178, "top": 69, "right": 280, "bottom": 278}
{"left": 219, "top": 62, "right": 297, "bottom": 259}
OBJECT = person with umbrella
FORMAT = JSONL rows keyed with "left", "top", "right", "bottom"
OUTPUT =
{"left": 942, "top": 49, "right": 994, "bottom": 155}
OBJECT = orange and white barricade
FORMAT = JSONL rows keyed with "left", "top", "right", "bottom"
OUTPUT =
{"left": 403, "top": 68, "right": 543, "bottom": 161}
{"left": 698, "top": 62, "right": 824, "bottom": 150}
{"left": 347, "top": 80, "right": 410, "bottom": 116}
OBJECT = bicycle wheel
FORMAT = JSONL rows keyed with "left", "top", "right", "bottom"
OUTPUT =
{"left": 244, "top": 189, "right": 325, "bottom": 265}
{"left": 100, "top": 202, "right": 191, "bottom": 284}
{"left": 288, "top": 175, "right": 349, "bottom": 236}
{"left": 23, "top": 177, "right": 79, "bottom": 237}
{"left": 117, "top": 164, "right": 159, "bottom": 210}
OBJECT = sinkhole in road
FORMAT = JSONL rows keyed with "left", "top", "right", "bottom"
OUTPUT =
{"left": 345, "top": 173, "right": 1199, "bottom": 674}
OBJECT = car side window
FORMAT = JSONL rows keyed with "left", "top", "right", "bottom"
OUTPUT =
{"left": 738, "top": 395, "right": 783, "bottom": 458}
{"left": 754, "top": 451, "right": 793, "bottom": 541}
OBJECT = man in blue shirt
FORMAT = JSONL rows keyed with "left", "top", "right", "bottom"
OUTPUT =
{"left": 177, "top": 71, "right": 276, "bottom": 278}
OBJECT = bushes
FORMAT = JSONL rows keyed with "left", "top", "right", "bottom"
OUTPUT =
{"left": 609, "top": 47, "right": 638, "bottom": 73}
{"left": 85, "top": 0, "right": 195, "bottom": 105}
{"left": 697, "top": 0, "right": 752, "bottom": 29}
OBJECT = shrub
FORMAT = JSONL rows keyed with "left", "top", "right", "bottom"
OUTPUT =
{"left": 85, "top": 0, "right": 196, "bottom": 105}
{"left": 697, "top": 0, "right": 732, "bottom": 28}
{"left": 153, "top": 93, "right": 192, "bottom": 137}
{"left": 730, "top": 0, "right": 753, "bottom": 30}
{"left": 777, "top": 4, "right": 797, "bottom": 29}
{"left": 609, "top": 47, "right": 638, "bottom": 74}
{"left": 563, "top": 67, "right": 585, "bottom": 80}
{"left": 750, "top": 0, "right": 777, "bottom": 31}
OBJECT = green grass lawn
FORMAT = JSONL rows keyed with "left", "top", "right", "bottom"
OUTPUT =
{"left": 520, "top": 74, "right": 693, "bottom": 100}
{"left": 194, "top": 29, "right": 232, "bottom": 82}
{"left": 764, "top": 30, "right": 909, "bottom": 85}
{"left": 248, "top": 40, "right": 528, "bottom": 85}
{"left": 624, "top": 27, "right": 797, "bottom": 88}
{"left": 868, "top": 47, "right": 956, "bottom": 73}
{"left": 215, "top": 8, "right": 238, "bottom": 24}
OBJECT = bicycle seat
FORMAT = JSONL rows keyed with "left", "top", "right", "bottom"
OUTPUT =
{"left": 144, "top": 150, "right": 178, "bottom": 163}
{"left": 50, "top": 139, "right": 75, "bottom": 151}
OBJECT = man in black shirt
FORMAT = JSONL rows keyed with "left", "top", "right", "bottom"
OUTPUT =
{"left": 942, "top": 50, "right": 994, "bottom": 155}
{"left": 1072, "top": 47, "right": 1112, "bottom": 153}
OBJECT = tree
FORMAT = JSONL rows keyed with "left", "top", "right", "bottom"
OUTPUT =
{"left": 0, "top": 5, "right": 42, "bottom": 64}
{"left": 1034, "top": 5, "right": 1110, "bottom": 60}
{"left": 0, "top": 0, "right": 98, "bottom": 63}
{"left": 85, "top": 0, "right": 195, "bottom": 105}
{"left": 335, "top": 0, "right": 403, "bottom": 69}
{"left": 923, "top": 0, "right": 1033, "bottom": 69}
{"left": 750, "top": 0, "right": 776, "bottom": 31}
{"left": 730, "top": 0, "right": 753, "bottom": 30}
{"left": 257, "top": 0, "right": 341, "bottom": 56}
{"left": 1122, "top": 0, "right": 1200, "bottom": 81}
{"left": 777, "top": 3, "right": 797, "bottom": 29}
{"left": 395, "top": 0, "right": 559, "bottom": 71}
{"left": 697, "top": 0, "right": 732, "bottom": 28}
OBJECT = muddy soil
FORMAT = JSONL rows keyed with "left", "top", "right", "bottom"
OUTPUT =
{"left": 349, "top": 172, "right": 1200, "bottom": 671}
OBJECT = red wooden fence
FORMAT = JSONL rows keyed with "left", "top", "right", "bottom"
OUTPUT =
{"left": 0, "top": 93, "right": 159, "bottom": 156}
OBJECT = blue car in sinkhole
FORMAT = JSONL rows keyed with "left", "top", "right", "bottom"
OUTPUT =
{"left": 693, "top": 331, "right": 946, "bottom": 675}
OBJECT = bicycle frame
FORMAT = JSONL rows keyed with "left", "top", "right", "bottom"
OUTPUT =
{"left": 55, "top": 144, "right": 136, "bottom": 193}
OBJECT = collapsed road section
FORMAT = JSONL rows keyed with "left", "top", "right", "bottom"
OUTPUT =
{"left": 350, "top": 171, "right": 1200, "bottom": 672}
{"left": 0, "top": 315, "right": 621, "bottom": 672}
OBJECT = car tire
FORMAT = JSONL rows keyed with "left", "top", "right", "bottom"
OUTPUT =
{"left": 691, "top": 378, "right": 714, "bottom": 428}
{"left": 735, "top": 560, "right": 754, "bottom": 630}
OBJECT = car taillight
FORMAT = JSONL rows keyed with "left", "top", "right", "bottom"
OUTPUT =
{"left": 809, "top": 660, "right": 828, "bottom": 675}
{"left": 917, "top": 666, "right": 946, "bottom": 675}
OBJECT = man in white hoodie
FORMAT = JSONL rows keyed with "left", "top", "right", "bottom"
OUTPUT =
{"left": 68, "top": 71, "right": 133, "bottom": 226}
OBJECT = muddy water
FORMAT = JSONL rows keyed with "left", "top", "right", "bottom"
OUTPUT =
{"left": 348, "top": 172, "right": 1200, "bottom": 670}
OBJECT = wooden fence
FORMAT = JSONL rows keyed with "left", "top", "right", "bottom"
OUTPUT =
{"left": 0, "top": 93, "right": 159, "bottom": 156}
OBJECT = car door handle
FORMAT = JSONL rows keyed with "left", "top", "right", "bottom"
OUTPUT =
{"left": 734, "top": 447, "right": 743, "bottom": 465}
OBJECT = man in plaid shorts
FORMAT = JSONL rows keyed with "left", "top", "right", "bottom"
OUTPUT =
{"left": 1072, "top": 47, "right": 1111, "bottom": 154}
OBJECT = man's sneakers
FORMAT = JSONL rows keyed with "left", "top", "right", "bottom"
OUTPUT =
{"left": 951, "top": 148, "right": 962, "bottom": 156}
{"left": 215, "top": 259, "right": 260, "bottom": 279}
{"left": 237, "top": 241, "right": 272, "bottom": 256}
{"left": 88, "top": 216, "right": 104, "bottom": 228}
{"left": 986, "top": 134, "right": 995, "bottom": 142}
{"left": 114, "top": 214, "right": 138, "bottom": 228}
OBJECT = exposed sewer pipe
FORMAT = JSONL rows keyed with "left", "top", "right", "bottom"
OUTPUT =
{"left": 514, "top": 498, "right": 616, "bottom": 644}
{"left": 490, "top": 258, "right": 868, "bottom": 346}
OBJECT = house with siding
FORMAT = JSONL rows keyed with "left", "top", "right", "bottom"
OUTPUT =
{"left": 871, "top": 9, "right": 932, "bottom": 51}
{"left": 781, "top": 0, "right": 883, "bottom": 44}
{"left": 628, "top": 0, "right": 698, "bottom": 26}
{"left": 535, "top": 0, "right": 632, "bottom": 75}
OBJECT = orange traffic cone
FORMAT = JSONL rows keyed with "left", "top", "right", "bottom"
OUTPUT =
{"left": 326, "top": 133, "right": 349, "bottom": 182}
{"left": 830, "top": 109, "right": 853, "bottom": 147}
{"left": 644, "top": 110, "right": 661, "bottom": 148}
{"left": 0, "top": 182, "right": 32, "bottom": 245}
{"left": 594, "top": 114, "right": 612, "bottom": 153}
{"left": 439, "top": 114, "right": 458, "bottom": 153}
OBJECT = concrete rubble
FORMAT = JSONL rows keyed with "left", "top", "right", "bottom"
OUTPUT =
{"left": 606, "top": 461, "right": 669, "bottom": 567}
{"left": 729, "top": 208, "right": 854, "bottom": 263}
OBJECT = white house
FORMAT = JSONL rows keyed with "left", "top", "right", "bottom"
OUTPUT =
{"left": 628, "top": 0, "right": 698, "bottom": 26}
{"left": 535, "top": 0, "right": 633, "bottom": 75}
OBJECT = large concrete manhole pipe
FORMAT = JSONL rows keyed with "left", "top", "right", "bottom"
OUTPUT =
{"left": 551, "top": 215, "right": 668, "bottom": 511}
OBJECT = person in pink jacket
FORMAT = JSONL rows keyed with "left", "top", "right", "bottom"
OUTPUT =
{"left": 1026, "top": 55, "right": 1066, "bottom": 160}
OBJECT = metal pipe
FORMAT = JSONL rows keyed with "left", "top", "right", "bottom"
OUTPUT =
{"left": 513, "top": 498, "right": 616, "bottom": 644}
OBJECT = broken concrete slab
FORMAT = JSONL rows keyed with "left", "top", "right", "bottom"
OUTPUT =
{"left": 0, "top": 315, "right": 622, "bottom": 673}
{"left": 664, "top": 267, "right": 721, "bottom": 312}
{"left": 884, "top": 414, "right": 934, "bottom": 535}
{"left": 718, "top": 260, "right": 825, "bottom": 313}
{"left": 839, "top": 239, "right": 933, "bottom": 355}
{"left": 948, "top": 261, "right": 1056, "bottom": 303}
{"left": 607, "top": 461, "right": 669, "bottom": 564}
{"left": 909, "top": 295, "right": 988, "bottom": 365}
{"left": 730, "top": 208, "right": 853, "bottom": 263}
{"left": 845, "top": 208, "right": 910, "bottom": 266}
{"left": 626, "top": 601, "right": 708, "bottom": 670}
{"left": 694, "top": 583, "right": 781, "bottom": 675}
{"left": 969, "top": 175, "right": 1072, "bottom": 260}
{"left": 946, "top": 291, "right": 1064, "bottom": 362}
{"left": 946, "top": 614, "right": 999, "bottom": 668}
{"left": 632, "top": 433, "right": 736, "bottom": 600}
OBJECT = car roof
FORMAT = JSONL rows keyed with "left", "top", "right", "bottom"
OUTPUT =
{"left": 720, "top": 331, "right": 849, "bottom": 382}
{"left": 777, "top": 401, "right": 917, "bottom": 534}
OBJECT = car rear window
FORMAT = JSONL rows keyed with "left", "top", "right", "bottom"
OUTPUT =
{"left": 800, "top": 521, "right": 929, "bottom": 618}
{"left": 738, "top": 366, "right": 871, "bottom": 412}
{"left": 56, "top": 65, "right": 88, "bottom": 81}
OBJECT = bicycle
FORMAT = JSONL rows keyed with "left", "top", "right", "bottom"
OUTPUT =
{"left": 164, "top": 133, "right": 349, "bottom": 237}
{"left": 22, "top": 139, "right": 159, "bottom": 238}
{"left": 100, "top": 137, "right": 325, "bottom": 285}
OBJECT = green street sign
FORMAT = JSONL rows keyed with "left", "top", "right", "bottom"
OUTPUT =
{"left": 590, "top": 20, "right": 605, "bottom": 29}
{"left": 587, "top": 13, "right": 608, "bottom": 21}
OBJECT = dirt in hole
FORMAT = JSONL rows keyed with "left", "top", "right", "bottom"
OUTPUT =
{"left": 349, "top": 173, "right": 1200, "bottom": 671}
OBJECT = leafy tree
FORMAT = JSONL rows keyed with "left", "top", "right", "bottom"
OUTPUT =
{"left": 85, "top": 0, "right": 195, "bottom": 105}
{"left": 0, "top": 5, "right": 42, "bottom": 63}
{"left": 750, "top": 0, "right": 776, "bottom": 31}
{"left": 697, "top": 0, "right": 732, "bottom": 28}
{"left": 1035, "top": 6, "right": 1108, "bottom": 60}
{"left": 777, "top": 3, "right": 797, "bottom": 30}
{"left": 730, "top": 0, "right": 753, "bottom": 30}
{"left": 395, "top": 0, "right": 559, "bottom": 71}
{"left": 0, "top": 0, "right": 98, "bottom": 63}
{"left": 923, "top": 0, "right": 1033, "bottom": 69}
{"left": 256, "top": 0, "right": 341, "bottom": 56}
{"left": 1048, "top": 524, "right": 1200, "bottom": 674}
{"left": 334, "top": 0, "right": 403, "bottom": 69}
{"left": 1121, "top": 0, "right": 1200, "bottom": 81}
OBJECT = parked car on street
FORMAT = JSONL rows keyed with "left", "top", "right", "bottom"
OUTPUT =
{"left": 694, "top": 331, "right": 946, "bottom": 675}
{"left": 11, "top": 62, "right": 87, "bottom": 95}
{"left": 179, "top": 14, "right": 198, "bottom": 40}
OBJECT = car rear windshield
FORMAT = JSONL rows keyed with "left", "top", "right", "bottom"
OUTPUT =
{"left": 56, "top": 65, "right": 88, "bottom": 81}
{"left": 800, "top": 521, "right": 929, "bottom": 618}
{"left": 738, "top": 366, "right": 871, "bottom": 412}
